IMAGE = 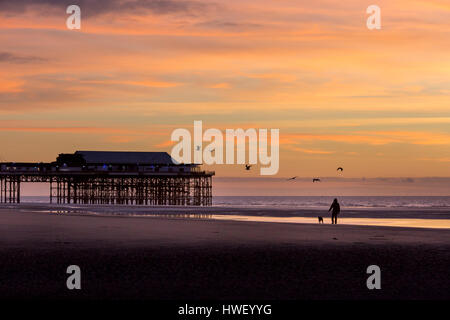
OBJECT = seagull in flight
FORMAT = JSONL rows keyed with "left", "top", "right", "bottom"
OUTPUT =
{"left": 337, "top": 167, "right": 343, "bottom": 172}
{"left": 313, "top": 178, "right": 321, "bottom": 182}
{"left": 245, "top": 164, "right": 252, "bottom": 171}
{"left": 287, "top": 176, "right": 297, "bottom": 181}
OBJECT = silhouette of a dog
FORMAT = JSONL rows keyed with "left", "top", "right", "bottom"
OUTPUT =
{"left": 318, "top": 216, "right": 324, "bottom": 224}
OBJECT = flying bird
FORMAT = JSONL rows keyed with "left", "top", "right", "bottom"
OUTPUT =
{"left": 196, "top": 146, "right": 201, "bottom": 151}
{"left": 287, "top": 176, "right": 297, "bottom": 181}
{"left": 245, "top": 164, "right": 252, "bottom": 171}
{"left": 313, "top": 178, "right": 321, "bottom": 182}
{"left": 337, "top": 167, "right": 343, "bottom": 172}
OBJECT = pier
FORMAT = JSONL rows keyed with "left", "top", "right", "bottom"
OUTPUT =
{"left": 0, "top": 151, "right": 214, "bottom": 206}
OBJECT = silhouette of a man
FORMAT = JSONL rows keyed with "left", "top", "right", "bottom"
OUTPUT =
{"left": 328, "top": 198, "right": 340, "bottom": 224}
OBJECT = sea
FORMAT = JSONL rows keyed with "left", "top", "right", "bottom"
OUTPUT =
{"left": 20, "top": 195, "right": 450, "bottom": 209}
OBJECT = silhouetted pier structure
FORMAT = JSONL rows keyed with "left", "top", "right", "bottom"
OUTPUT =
{"left": 0, "top": 151, "right": 214, "bottom": 206}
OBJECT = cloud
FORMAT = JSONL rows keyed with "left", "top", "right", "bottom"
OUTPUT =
{"left": 0, "top": 78, "right": 24, "bottom": 93}
{"left": 80, "top": 79, "right": 182, "bottom": 88}
{"left": 194, "top": 20, "right": 263, "bottom": 31}
{"left": 0, "top": 0, "right": 211, "bottom": 18}
{"left": 155, "top": 140, "right": 176, "bottom": 148}
{"left": 0, "top": 126, "right": 167, "bottom": 136}
{"left": 419, "top": 157, "right": 450, "bottom": 162}
{"left": 207, "top": 82, "right": 231, "bottom": 89}
{"left": 0, "top": 72, "right": 184, "bottom": 110}
{"left": 281, "top": 131, "right": 450, "bottom": 146}
{"left": 360, "top": 131, "right": 450, "bottom": 145}
{"left": 0, "top": 52, "right": 46, "bottom": 64}
{"left": 291, "top": 146, "right": 334, "bottom": 155}
{"left": 0, "top": 127, "right": 128, "bottom": 134}
{"left": 103, "top": 135, "right": 143, "bottom": 144}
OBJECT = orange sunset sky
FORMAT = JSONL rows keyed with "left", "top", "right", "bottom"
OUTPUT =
{"left": 0, "top": 0, "right": 449, "bottom": 180}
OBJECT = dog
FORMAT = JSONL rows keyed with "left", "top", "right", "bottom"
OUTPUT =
{"left": 318, "top": 216, "right": 324, "bottom": 224}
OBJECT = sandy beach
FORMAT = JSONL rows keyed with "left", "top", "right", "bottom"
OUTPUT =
{"left": 0, "top": 205, "right": 449, "bottom": 300}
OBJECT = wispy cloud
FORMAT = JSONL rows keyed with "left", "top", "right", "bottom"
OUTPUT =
{"left": 0, "top": 0, "right": 213, "bottom": 17}
{"left": 0, "top": 52, "right": 46, "bottom": 64}
{"left": 290, "top": 146, "right": 334, "bottom": 155}
{"left": 0, "top": 126, "right": 167, "bottom": 135}
{"left": 419, "top": 157, "right": 450, "bottom": 162}
{"left": 281, "top": 131, "right": 450, "bottom": 146}
{"left": 80, "top": 79, "right": 182, "bottom": 88}
{"left": 154, "top": 140, "right": 176, "bottom": 148}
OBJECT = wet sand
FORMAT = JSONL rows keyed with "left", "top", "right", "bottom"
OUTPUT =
{"left": 0, "top": 206, "right": 449, "bottom": 300}
{"left": 4, "top": 202, "right": 450, "bottom": 220}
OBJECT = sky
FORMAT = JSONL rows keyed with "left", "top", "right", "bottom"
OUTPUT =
{"left": 1, "top": 0, "right": 449, "bottom": 183}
